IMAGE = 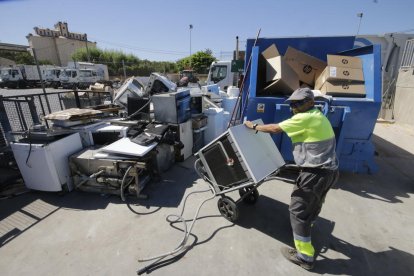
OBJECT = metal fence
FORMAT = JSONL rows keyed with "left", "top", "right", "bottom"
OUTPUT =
{"left": 0, "top": 90, "right": 111, "bottom": 145}
{"left": 401, "top": 39, "right": 414, "bottom": 68}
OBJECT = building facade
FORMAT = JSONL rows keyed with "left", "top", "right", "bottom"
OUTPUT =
{"left": 26, "top": 22, "right": 96, "bottom": 66}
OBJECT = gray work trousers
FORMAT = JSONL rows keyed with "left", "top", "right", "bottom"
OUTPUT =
{"left": 289, "top": 168, "right": 339, "bottom": 237}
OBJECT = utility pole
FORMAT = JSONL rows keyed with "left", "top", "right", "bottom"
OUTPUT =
{"left": 31, "top": 48, "right": 51, "bottom": 114}
{"left": 85, "top": 34, "right": 91, "bottom": 62}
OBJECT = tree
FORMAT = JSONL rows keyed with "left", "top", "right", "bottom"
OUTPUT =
{"left": 0, "top": 50, "right": 35, "bottom": 65}
{"left": 71, "top": 47, "right": 178, "bottom": 77}
{"left": 176, "top": 50, "right": 216, "bottom": 74}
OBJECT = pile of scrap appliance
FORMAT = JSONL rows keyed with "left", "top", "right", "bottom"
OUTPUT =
{"left": 8, "top": 72, "right": 244, "bottom": 200}
{"left": 242, "top": 36, "right": 382, "bottom": 174}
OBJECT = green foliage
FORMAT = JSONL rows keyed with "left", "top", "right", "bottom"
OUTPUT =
{"left": 38, "top": 60, "right": 53, "bottom": 65}
{"left": 71, "top": 47, "right": 178, "bottom": 76}
{"left": 0, "top": 50, "right": 35, "bottom": 65}
{"left": 176, "top": 50, "right": 216, "bottom": 74}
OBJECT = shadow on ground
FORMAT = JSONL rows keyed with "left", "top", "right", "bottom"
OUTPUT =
{"left": 335, "top": 134, "right": 414, "bottom": 204}
{"left": 0, "top": 159, "right": 199, "bottom": 247}
{"left": 236, "top": 194, "right": 414, "bottom": 275}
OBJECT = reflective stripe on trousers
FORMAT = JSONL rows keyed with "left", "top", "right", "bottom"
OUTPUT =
{"left": 289, "top": 169, "right": 339, "bottom": 259}
{"left": 294, "top": 234, "right": 315, "bottom": 262}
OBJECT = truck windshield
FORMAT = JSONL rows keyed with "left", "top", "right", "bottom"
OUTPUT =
{"left": 210, "top": 65, "right": 227, "bottom": 83}
{"left": 62, "top": 70, "right": 77, "bottom": 78}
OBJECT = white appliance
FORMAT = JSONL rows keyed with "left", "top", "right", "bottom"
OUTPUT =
{"left": 170, "top": 119, "right": 193, "bottom": 161}
{"left": 71, "top": 122, "right": 106, "bottom": 147}
{"left": 71, "top": 122, "right": 129, "bottom": 147}
{"left": 11, "top": 133, "right": 83, "bottom": 192}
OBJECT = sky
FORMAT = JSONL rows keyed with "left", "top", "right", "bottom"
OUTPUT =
{"left": 1, "top": 0, "right": 413, "bottom": 62}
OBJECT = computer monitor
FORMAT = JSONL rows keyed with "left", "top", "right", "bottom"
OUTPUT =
{"left": 127, "top": 96, "right": 150, "bottom": 120}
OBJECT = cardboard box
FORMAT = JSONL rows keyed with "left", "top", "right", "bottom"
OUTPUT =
{"left": 284, "top": 47, "right": 327, "bottom": 86}
{"left": 262, "top": 44, "right": 280, "bottom": 60}
{"left": 262, "top": 56, "right": 300, "bottom": 94}
{"left": 262, "top": 44, "right": 282, "bottom": 83}
{"left": 315, "top": 66, "right": 364, "bottom": 90}
{"left": 327, "top": 55, "right": 362, "bottom": 69}
{"left": 319, "top": 81, "right": 366, "bottom": 97}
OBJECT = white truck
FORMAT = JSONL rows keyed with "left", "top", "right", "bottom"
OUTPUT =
{"left": 0, "top": 65, "right": 48, "bottom": 89}
{"left": 60, "top": 68, "right": 101, "bottom": 89}
{"left": 60, "top": 62, "right": 110, "bottom": 89}
{"left": 206, "top": 60, "right": 240, "bottom": 91}
{"left": 67, "top": 62, "right": 109, "bottom": 81}
{"left": 44, "top": 67, "right": 63, "bottom": 88}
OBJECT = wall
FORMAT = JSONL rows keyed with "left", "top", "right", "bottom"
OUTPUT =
{"left": 393, "top": 68, "right": 414, "bottom": 126}
{"left": 28, "top": 36, "right": 96, "bottom": 66}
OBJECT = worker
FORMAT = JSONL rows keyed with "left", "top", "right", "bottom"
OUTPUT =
{"left": 244, "top": 87, "right": 339, "bottom": 270}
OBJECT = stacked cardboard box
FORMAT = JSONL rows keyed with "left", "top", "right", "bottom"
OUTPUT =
{"left": 284, "top": 46, "right": 327, "bottom": 86}
{"left": 259, "top": 45, "right": 365, "bottom": 97}
{"left": 260, "top": 44, "right": 328, "bottom": 95}
{"left": 315, "top": 55, "right": 366, "bottom": 97}
{"left": 261, "top": 44, "right": 299, "bottom": 95}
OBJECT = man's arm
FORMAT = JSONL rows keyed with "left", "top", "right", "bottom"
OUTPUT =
{"left": 244, "top": 121, "right": 283, "bottom": 134}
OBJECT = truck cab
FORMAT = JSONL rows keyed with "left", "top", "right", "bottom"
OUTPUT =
{"left": 60, "top": 68, "right": 78, "bottom": 89}
{"left": 0, "top": 67, "right": 24, "bottom": 88}
{"left": 78, "top": 69, "right": 99, "bottom": 89}
{"left": 44, "top": 68, "right": 62, "bottom": 88}
{"left": 206, "top": 61, "right": 234, "bottom": 91}
{"left": 60, "top": 68, "right": 100, "bottom": 89}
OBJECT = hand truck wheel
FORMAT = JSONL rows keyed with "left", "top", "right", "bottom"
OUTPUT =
{"left": 217, "top": 196, "right": 239, "bottom": 222}
{"left": 238, "top": 187, "right": 259, "bottom": 205}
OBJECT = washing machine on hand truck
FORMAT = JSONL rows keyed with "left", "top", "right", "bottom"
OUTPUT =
{"left": 194, "top": 119, "right": 293, "bottom": 222}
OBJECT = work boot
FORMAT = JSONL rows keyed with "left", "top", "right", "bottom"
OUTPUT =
{"left": 280, "top": 246, "right": 314, "bottom": 270}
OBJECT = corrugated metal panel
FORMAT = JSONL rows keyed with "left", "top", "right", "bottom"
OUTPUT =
{"left": 401, "top": 39, "right": 414, "bottom": 68}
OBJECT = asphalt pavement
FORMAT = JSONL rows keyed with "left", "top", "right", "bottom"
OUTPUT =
{"left": 0, "top": 122, "right": 413, "bottom": 275}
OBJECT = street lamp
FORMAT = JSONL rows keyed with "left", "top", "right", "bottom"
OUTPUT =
{"left": 356, "top": 13, "right": 363, "bottom": 36}
{"left": 189, "top": 24, "right": 193, "bottom": 56}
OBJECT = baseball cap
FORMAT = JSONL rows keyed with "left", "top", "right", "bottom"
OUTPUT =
{"left": 285, "top": 87, "right": 314, "bottom": 102}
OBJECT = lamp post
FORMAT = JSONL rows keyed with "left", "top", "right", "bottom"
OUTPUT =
{"left": 189, "top": 24, "right": 193, "bottom": 68}
{"left": 189, "top": 24, "right": 193, "bottom": 56}
{"left": 356, "top": 13, "right": 363, "bottom": 36}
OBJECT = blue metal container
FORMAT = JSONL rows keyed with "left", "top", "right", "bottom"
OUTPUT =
{"left": 242, "top": 36, "right": 382, "bottom": 174}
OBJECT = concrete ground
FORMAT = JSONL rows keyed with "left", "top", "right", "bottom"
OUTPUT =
{"left": 0, "top": 122, "right": 413, "bottom": 276}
